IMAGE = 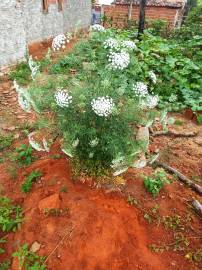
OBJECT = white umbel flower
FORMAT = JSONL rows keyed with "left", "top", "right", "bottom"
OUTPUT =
{"left": 148, "top": 71, "right": 157, "bottom": 84}
{"left": 54, "top": 89, "right": 72, "bottom": 108}
{"left": 91, "top": 96, "right": 115, "bottom": 117}
{"left": 168, "top": 94, "right": 177, "bottom": 102}
{"left": 108, "top": 51, "right": 130, "bottom": 70}
{"left": 89, "top": 138, "right": 99, "bottom": 147}
{"left": 122, "top": 40, "right": 137, "bottom": 50}
{"left": 104, "top": 38, "right": 120, "bottom": 51}
{"left": 140, "top": 95, "right": 159, "bottom": 109}
{"left": 28, "top": 55, "right": 40, "bottom": 80}
{"left": 52, "top": 34, "right": 67, "bottom": 51}
{"left": 133, "top": 82, "right": 148, "bottom": 97}
{"left": 90, "top": 24, "right": 105, "bottom": 32}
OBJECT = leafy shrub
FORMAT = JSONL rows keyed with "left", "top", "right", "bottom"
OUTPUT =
{"left": 9, "top": 62, "right": 31, "bottom": 85}
{"left": 21, "top": 170, "right": 42, "bottom": 193}
{"left": 15, "top": 144, "right": 34, "bottom": 166}
{"left": 143, "top": 169, "right": 170, "bottom": 197}
{"left": 26, "top": 29, "right": 159, "bottom": 176}
{"left": 13, "top": 244, "right": 46, "bottom": 270}
{"left": 0, "top": 197, "right": 23, "bottom": 232}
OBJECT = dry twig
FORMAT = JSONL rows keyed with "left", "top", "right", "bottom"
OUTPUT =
{"left": 154, "top": 161, "right": 202, "bottom": 196}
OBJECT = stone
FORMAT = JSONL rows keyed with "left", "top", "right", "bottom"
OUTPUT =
{"left": 136, "top": 126, "right": 150, "bottom": 150}
{"left": 132, "top": 153, "right": 147, "bottom": 169}
{"left": 2, "top": 125, "right": 16, "bottom": 131}
{"left": 17, "top": 115, "right": 26, "bottom": 119}
{"left": 30, "top": 241, "right": 41, "bottom": 253}
{"left": 194, "top": 138, "right": 202, "bottom": 146}
{"left": 14, "top": 133, "right": 20, "bottom": 139}
{"left": 38, "top": 194, "right": 61, "bottom": 212}
{"left": 3, "top": 90, "right": 9, "bottom": 94}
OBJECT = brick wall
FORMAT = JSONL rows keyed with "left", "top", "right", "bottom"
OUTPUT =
{"left": 103, "top": 4, "right": 181, "bottom": 28}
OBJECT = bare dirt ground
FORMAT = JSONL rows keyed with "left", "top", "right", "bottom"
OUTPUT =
{"left": 0, "top": 48, "right": 201, "bottom": 270}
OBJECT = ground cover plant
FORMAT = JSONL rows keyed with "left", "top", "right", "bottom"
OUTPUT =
{"left": 21, "top": 170, "right": 43, "bottom": 193}
{"left": 13, "top": 244, "right": 46, "bottom": 270}
{"left": 0, "top": 197, "right": 23, "bottom": 232}
{"left": 15, "top": 144, "right": 34, "bottom": 166}
{"left": 143, "top": 169, "right": 170, "bottom": 197}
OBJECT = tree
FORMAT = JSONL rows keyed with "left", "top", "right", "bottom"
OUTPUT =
{"left": 128, "top": 0, "right": 133, "bottom": 21}
{"left": 138, "top": 0, "right": 147, "bottom": 38}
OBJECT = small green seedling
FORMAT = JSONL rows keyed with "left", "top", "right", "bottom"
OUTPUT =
{"left": 60, "top": 186, "right": 68, "bottom": 193}
{"left": 127, "top": 195, "right": 138, "bottom": 206}
{"left": 143, "top": 169, "right": 170, "bottom": 197}
{"left": 0, "top": 134, "right": 13, "bottom": 151}
{"left": 13, "top": 244, "right": 46, "bottom": 270}
{"left": 0, "top": 237, "right": 7, "bottom": 255}
{"left": 196, "top": 114, "right": 202, "bottom": 124}
{"left": 15, "top": 144, "right": 34, "bottom": 166}
{"left": 174, "top": 119, "right": 183, "bottom": 126}
{"left": 0, "top": 260, "right": 11, "bottom": 270}
{"left": 21, "top": 170, "right": 42, "bottom": 193}
{"left": 0, "top": 197, "right": 23, "bottom": 232}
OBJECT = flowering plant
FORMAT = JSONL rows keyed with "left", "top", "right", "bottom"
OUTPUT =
{"left": 26, "top": 29, "right": 159, "bottom": 177}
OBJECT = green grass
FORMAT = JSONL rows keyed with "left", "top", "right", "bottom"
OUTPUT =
{"left": 9, "top": 62, "right": 31, "bottom": 85}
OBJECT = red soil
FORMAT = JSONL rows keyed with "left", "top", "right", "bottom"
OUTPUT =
{"left": 0, "top": 134, "right": 201, "bottom": 270}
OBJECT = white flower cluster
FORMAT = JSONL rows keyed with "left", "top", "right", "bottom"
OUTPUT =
{"left": 89, "top": 138, "right": 99, "bottom": 147}
{"left": 140, "top": 95, "right": 159, "bottom": 109}
{"left": 28, "top": 132, "right": 49, "bottom": 152}
{"left": 104, "top": 38, "right": 136, "bottom": 52}
{"left": 90, "top": 24, "right": 105, "bottom": 32}
{"left": 148, "top": 71, "right": 157, "bottom": 84}
{"left": 54, "top": 89, "right": 72, "bottom": 108}
{"left": 122, "top": 40, "right": 137, "bottom": 50}
{"left": 168, "top": 94, "right": 177, "bottom": 102}
{"left": 104, "top": 38, "right": 120, "bottom": 51}
{"left": 28, "top": 55, "right": 40, "bottom": 80}
{"left": 133, "top": 82, "right": 148, "bottom": 97}
{"left": 108, "top": 51, "right": 130, "bottom": 70}
{"left": 52, "top": 34, "right": 68, "bottom": 51}
{"left": 91, "top": 96, "right": 115, "bottom": 117}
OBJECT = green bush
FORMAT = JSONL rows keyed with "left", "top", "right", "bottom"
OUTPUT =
{"left": 26, "top": 30, "right": 159, "bottom": 176}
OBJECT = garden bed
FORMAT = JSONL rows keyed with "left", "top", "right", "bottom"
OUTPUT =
{"left": 0, "top": 25, "right": 202, "bottom": 270}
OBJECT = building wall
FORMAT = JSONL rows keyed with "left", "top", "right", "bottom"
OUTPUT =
{"left": 103, "top": 4, "right": 181, "bottom": 28}
{"left": 0, "top": 1, "right": 27, "bottom": 66}
{"left": 0, "top": 0, "right": 91, "bottom": 67}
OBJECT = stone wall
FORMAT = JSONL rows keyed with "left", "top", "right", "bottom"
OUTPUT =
{"left": 103, "top": 4, "right": 182, "bottom": 28}
{"left": 0, "top": 0, "right": 91, "bottom": 67}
